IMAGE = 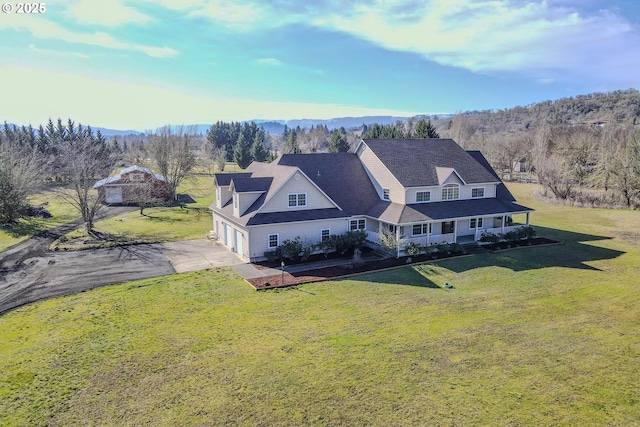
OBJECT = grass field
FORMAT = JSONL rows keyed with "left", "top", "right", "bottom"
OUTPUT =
{"left": 1, "top": 184, "right": 639, "bottom": 426}
{"left": 0, "top": 165, "right": 242, "bottom": 251}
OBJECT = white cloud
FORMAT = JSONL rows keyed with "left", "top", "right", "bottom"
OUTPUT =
{"left": 0, "top": 14, "right": 177, "bottom": 58}
{"left": 0, "top": 67, "right": 420, "bottom": 129}
{"left": 29, "top": 43, "right": 90, "bottom": 59}
{"left": 314, "top": 0, "right": 640, "bottom": 84}
{"left": 189, "top": 0, "right": 264, "bottom": 28}
{"left": 67, "top": 0, "right": 152, "bottom": 27}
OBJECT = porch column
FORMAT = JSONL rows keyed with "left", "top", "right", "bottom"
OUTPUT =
{"left": 453, "top": 220, "right": 457, "bottom": 243}
{"left": 396, "top": 225, "right": 401, "bottom": 258}
{"left": 501, "top": 216, "right": 505, "bottom": 234}
{"left": 526, "top": 212, "right": 530, "bottom": 226}
{"left": 427, "top": 222, "right": 431, "bottom": 246}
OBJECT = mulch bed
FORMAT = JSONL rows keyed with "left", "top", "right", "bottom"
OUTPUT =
{"left": 482, "top": 237, "right": 560, "bottom": 252}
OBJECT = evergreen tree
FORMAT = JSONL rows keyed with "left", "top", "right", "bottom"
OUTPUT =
{"left": 328, "top": 131, "right": 350, "bottom": 153}
{"left": 250, "top": 132, "right": 269, "bottom": 162}
{"left": 283, "top": 130, "right": 301, "bottom": 154}
{"left": 233, "top": 132, "right": 252, "bottom": 168}
{"left": 413, "top": 119, "right": 440, "bottom": 138}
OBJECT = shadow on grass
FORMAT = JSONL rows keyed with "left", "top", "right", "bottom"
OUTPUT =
{"left": 1, "top": 219, "right": 48, "bottom": 238}
{"left": 442, "top": 225, "right": 624, "bottom": 274}
{"left": 348, "top": 267, "right": 441, "bottom": 288}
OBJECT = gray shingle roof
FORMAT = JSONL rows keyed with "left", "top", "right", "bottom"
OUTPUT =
{"left": 362, "top": 139, "right": 499, "bottom": 187}
{"left": 277, "top": 153, "right": 382, "bottom": 216}
{"left": 232, "top": 177, "right": 273, "bottom": 193}
{"left": 211, "top": 144, "right": 532, "bottom": 227}
{"left": 214, "top": 173, "right": 252, "bottom": 186}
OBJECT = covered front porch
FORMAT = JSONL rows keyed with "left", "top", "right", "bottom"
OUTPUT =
{"left": 365, "top": 210, "right": 532, "bottom": 254}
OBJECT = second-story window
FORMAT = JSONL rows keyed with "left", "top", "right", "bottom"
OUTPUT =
{"left": 288, "top": 193, "right": 307, "bottom": 207}
{"left": 416, "top": 191, "right": 431, "bottom": 202}
{"left": 383, "top": 188, "right": 390, "bottom": 200}
{"left": 472, "top": 188, "right": 485, "bottom": 198}
{"left": 442, "top": 184, "right": 459, "bottom": 201}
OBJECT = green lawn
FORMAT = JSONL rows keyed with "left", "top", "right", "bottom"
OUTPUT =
{"left": 1, "top": 166, "right": 237, "bottom": 251}
{"left": 1, "top": 184, "right": 639, "bottom": 426}
{"left": 0, "top": 190, "right": 79, "bottom": 251}
{"left": 54, "top": 171, "right": 217, "bottom": 248}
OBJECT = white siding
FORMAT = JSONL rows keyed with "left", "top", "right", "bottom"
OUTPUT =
{"left": 357, "top": 144, "right": 405, "bottom": 203}
{"left": 218, "top": 185, "right": 232, "bottom": 208}
{"left": 259, "top": 173, "right": 335, "bottom": 213}
{"left": 248, "top": 218, "right": 350, "bottom": 260}
{"left": 238, "top": 192, "right": 263, "bottom": 215}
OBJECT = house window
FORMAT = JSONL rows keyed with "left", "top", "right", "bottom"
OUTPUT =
{"left": 350, "top": 219, "right": 366, "bottom": 230}
{"left": 470, "top": 218, "right": 483, "bottom": 229}
{"left": 216, "top": 187, "right": 221, "bottom": 201}
{"left": 383, "top": 188, "right": 390, "bottom": 200}
{"left": 233, "top": 194, "right": 238, "bottom": 209}
{"left": 442, "top": 221, "right": 455, "bottom": 234}
{"left": 129, "top": 173, "right": 144, "bottom": 181}
{"left": 416, "top": 191, "right": 431, "bottom": 203}
{"left": 268, "top": 234, "right": 279, "bottom": 248}
{"left": 321, "top": 229, "right": 330, "bottom": 242}
{"left": 288, "top": 193, "right": 307, "bottom": 207}
{"left": 412, "top": 223, "right": 431, "bottom": 236}
{"left": 442, "top": 184, "right": 459, "bottom": 200}
{"left": 472, "top": 188, "right": 485, "bottom": 198}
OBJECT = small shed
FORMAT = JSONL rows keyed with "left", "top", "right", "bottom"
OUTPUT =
{"left": 93, "top": 166, "right": 174, "bottom": 205}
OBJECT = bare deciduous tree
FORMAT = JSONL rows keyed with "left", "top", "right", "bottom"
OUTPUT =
{"left": 147, "top": 125, "right": 198, "bottom": 199}
{"left": 57, "top": 135, "right": 115, "bottom": 232}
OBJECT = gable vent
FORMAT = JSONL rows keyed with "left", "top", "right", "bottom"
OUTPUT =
{"left": 294, "top": 173, "right": 301, "bottom": 181}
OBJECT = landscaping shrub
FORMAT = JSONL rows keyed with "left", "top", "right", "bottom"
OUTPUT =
{"left": 480, "top": 231, "right": 500, "bottom": 243}
{"left": 405, "top": 242, "right": 421, "bottom": 256}
{"left": 279, "top": 237, "right": 303, "bottom": 261}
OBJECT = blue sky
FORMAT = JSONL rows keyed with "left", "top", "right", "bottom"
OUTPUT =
{"left": 1, "top": 0, "right": 639, "bottom": 130}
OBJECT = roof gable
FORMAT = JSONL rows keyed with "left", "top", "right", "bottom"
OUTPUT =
{"left": 276, "top": 153, "right": 382, "bottom": 216}
{"left": 362, "top": 139, "right": 499, "bottom": 187}
{"left": 435, "top": 167, "right": 466, "bottom": 185}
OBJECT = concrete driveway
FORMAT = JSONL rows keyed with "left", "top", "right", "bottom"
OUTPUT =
{"left": 161, "top": 239, "right": 245, "bottom": 273}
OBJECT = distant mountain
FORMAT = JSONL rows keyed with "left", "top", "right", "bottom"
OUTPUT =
{"left": 94, "top": 127, "right": 144, "bottom": 137}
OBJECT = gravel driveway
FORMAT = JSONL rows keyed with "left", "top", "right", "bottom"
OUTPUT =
{"left": 0, "top": 209, "right": 244, "bottom": 316}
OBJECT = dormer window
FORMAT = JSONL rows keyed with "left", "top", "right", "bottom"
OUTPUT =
{"left": 416, "top": 191, "right": 431, "bottom": 203}
{"left": 233, "top": 194, "right": 238, "bottom": 209}
{"left": 383, "top": 188, "right": 390, "bottom": 200}
{"left": 442, "top": 184, "right": 459, "bottom": 201}
{"left": 129, "top": 173, "right": 144, "bottom": 181}
{"left": 472, "top": 187, "right": 485, "bottom": 198}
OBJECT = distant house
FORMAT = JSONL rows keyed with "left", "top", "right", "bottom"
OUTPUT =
{"left": 513, "top": 157, "right": 530, "bottom": 173}
{"left": 210, "top": 139, "right": 533, "bottom": 261}
{"left": 93, "top": 165, "right": 174, "bottom": 205}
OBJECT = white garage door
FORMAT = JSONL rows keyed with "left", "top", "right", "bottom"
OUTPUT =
{"left": 105, "top": 187, "right": 123, "bottom": 204}
{"left": 235, "top": 230, "right": 243, "bottom": 256}
{"left": 225, "top": 224, "right": 232, "bottom": 247}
